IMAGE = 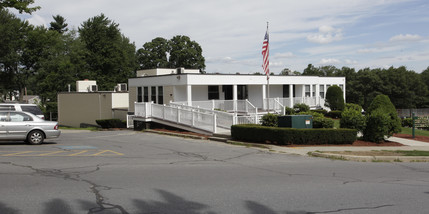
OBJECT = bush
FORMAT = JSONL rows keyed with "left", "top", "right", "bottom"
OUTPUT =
{"left": 340, "top": 108, "right": 366, "bottom": 132}
{"left": 345, "top": 103, "right": 362, "bottom": 112}
{"left": 231, "top": 124, "right": 356, "bottom": 145}
{"left": 260, "top": 113, "right": 278, "bottom": 127}
{"left": 313, "top": 117, "right": 334, "bottom": 128}
{"left": 293, "top": 103, "right": 310, "bottom": 113}
{"left": 402, "top": 118, "right": 413, "bottom": 127}
{"left": 311, "top": 109, "right": 328, "bottom": 116}
{"left": 325, "top": 85, "right": 345, "bottom": 111}
{"left": 363, "top": 109, "right": 390, "bottom": 143}
{"left": 296, "top": 111, "right": 324, "bottom": 118}
{"left": 96, "top": 119, "right": 126, "bottom": 129}
{"left": 327, "top": 110, "right": 342, "bottom": 119}
{"left": 285, "top": 107, "right": 295, "bottom": 115}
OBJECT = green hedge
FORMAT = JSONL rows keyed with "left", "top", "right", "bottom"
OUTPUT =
{"left": 96, "top": 119, "right": 126, "bottom": 129}
{"left": 231, "top": 124, "right": 357, "bottom": 145}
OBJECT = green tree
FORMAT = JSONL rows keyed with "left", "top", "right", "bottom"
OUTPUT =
{"left": 168, "top": 35, "right": 205, "bottom": 71}
{"left": 137, "top": 37, "right": 170, "bottom": 69}
{"left": 325, "top": 85, "right": 345, "bottom": 111}
{"left": 340, "top": 104, "right": 365, "bottom": 132}
{"left": 49, "top": 14, "right": 68, "bottom": 34}
{"left": 79, "top": 14, "right": 137, "bottom": 90}
{"left": 0, "top": 0, "right": 40, "bottom": 14}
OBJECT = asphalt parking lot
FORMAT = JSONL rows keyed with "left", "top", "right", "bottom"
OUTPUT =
{"left": 1, "top": 129, "right": 429, "bottom": 214}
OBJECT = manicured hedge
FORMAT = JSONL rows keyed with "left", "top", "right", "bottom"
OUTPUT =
{"left": 231, "top": 124, "right": 357, "bottom": 145}
{"left": 96, "top": 119, "right": 126, "bottom": 129}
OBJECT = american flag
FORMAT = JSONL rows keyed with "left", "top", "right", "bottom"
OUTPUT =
{"left": 262, "top": 28, "right": 269, "bottom": 79}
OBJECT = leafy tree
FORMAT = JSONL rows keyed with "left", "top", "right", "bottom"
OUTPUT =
{"left": 302, "top": 64, "right": 321, "bottom": 76}
{"left": 168, "top": 35, "right": 205, "bottom": 71}
{"left": 325, "top": 85, "right": 345, "bottom": 111}
{"left": 137, "top": 37, "right": 169, "bottom": 69}
{"left": 79, "top": 14, "right": 137, "bottom": 90}
{"left": 49, "top": 15, "right": 68, "bottom": 34}
{"left": 0, "top": 0, "right": 40, "bottom": 14}
{"left": 340, "top": 104, "right": 365, "bottom": 132}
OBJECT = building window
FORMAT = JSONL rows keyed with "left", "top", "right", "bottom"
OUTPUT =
{"left": 151, "top": 86, "right": 156, "bottom": 103}
{"left": 283, "top": 85, "right": 290, "bottom": 98}
{"left": 158, "top": 86, "right": 163, "bottom": 104}
{"left": 320, "top": 85, "right": 325, "bottom": 98}
{"left": 143, "top": 87, "right": 149, "bottom": 102}
{"left": 237, "top": 85, "right": 248, "bottom": 100}
{"left": 208, "top": 86, "right": 219, "bottom": 100}
{"left": 312, "top": 85, "right": 316, "bottom": 97}
{"left": 137, "top": 87, "right": 143, "bottom": 102}
{"left": 305, "top": 85, "right": 310, "bottom": 97}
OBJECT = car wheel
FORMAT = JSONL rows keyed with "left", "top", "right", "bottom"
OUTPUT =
{"left": 27, "top": 130, "right": 44, "bottom": 145}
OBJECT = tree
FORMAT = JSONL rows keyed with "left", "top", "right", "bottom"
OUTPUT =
{"left": 168, "top": 35, "right": 205, "bottom": 71}
{"left": 0, "top": 0, "right": 40, "bottom": 14}
{"left": 324, "top": 85, "right": 345, "bottom": 111}
{"left": 79, "top": 14, "right": 137, "bottom": 90}
{"left": 137, "top": 37, "right": 169, "bottom": 69}
{"left": 49, "top": 15, "right": 68, "bottom": 34}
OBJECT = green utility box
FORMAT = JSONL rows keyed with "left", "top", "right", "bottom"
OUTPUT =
{"left": 278, "top": 115, "right": 313, "bottom": 129}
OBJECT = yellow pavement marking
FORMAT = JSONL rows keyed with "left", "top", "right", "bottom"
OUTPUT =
{"left": 69, "top": 150, "right": 88, "bottom": 156}
{"left": 2, "top": 151, "right": 33, "bottom": 156}
{"left": 37, "top": 151, "right": 66, "bottom": 156}
{"left": 92, "top": 150, "right": 124, "bottom": 156}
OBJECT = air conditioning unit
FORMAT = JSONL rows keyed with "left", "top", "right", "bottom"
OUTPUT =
{"left": 117, "top": 83, "right": 127, "bottom": 92}
{"left": 176, "top": 67, "right": 185, "bottom": 74}
{"left": 88, "top": 85, "right": 98, "bottom": 92}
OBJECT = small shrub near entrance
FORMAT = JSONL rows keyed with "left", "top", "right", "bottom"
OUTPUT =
{"left": 261, "top": 113, "right": 278, "bottom": 127}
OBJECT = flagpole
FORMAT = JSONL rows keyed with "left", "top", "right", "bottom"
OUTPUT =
{"left": 266, "top": 22, "right": 270, "bottom": 113}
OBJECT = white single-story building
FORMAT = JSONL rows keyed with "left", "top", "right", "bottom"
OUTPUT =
{"left": 128, "top": 68, "right": 345, "bottom": 114}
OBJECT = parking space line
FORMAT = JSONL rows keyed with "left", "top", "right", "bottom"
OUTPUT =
{"left": 92, "top": 150, "right": 124, "bottom": 156}
{"left": 2, "top": 151, "right": 33, "bottom": 156}
{"left": 38, "top": 151, "right": 66, "bottom": 156}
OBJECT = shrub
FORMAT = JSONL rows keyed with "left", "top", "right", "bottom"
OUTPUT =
{"left": 345, "top": 103, "right": 362, "bottom": 112}
{"left": 96, "top": 119, "right": 126, "bottom": 129}
{"left": 364, "top": 95, "right": 401, "bottom": 140}
{"left": 340, "top": 108, "right": 366, "bottom": 132}
{"left": 231, "top": 124, "right": 356, "bottom": 145}
{"left": 402, "top": 118, "right": 413, "bottom": 127}
{"left": 285, "top": 107, "right": 295, "bottom": 115}
{"left": 325, "top": 85, "right": 345, "bottom": 111}
{"left": 260, "top": 113, "right": 278, "bottom": 127}
{"left": 367, "top": 95, "right": 396, "bottom": 114}
{"left": 293, "top": 103, "right": 310, "bottom": 113}
{"left": 363, "top": 109, "right": 390, "bottom": 143}
{"left": 313, "top": 117, "right": 334, "bottom": 128}
{"left": 327, "top": 110, "right": 342, "bottom": 119}
{"left": 296, "top": 111, "right": 324, "bottom": 118}
{"left": 311, "top": 109, "right": 328, "bottom": 116}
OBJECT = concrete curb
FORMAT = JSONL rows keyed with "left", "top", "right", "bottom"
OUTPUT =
{"left": 144, "top": 129, "right": 207, "bottom": 140}
{"left": 309, "top": 151, "right": 429, "bottom": 162}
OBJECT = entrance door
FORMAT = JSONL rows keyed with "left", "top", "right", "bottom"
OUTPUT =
{"left": 223, "top": 85, "right": 233, "bottom": 100}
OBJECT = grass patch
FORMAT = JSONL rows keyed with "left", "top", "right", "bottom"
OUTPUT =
{"left": 400, "top": 127, "right": 429, "bottom": 137}
{"left": 394, "top": 150, "right": 429, "bottom": 156}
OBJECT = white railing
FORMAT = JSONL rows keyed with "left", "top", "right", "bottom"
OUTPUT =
{"left": 127, "top": 115, "right": 134, "bottom": 128}
{"left": 134, "top": 102, "right": 217, "bottom": 133}
{"left": 172, "top": 99, "right": 258, "bottom": 114}
{"left": 236, "top": 114, "right": 263, "bottom": 125}
{"left": 263, "top": 98, "right": 285, "bottom": 115}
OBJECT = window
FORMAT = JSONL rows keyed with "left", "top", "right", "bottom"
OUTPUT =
{"left": 208, "top": 86, "right": 219, "bottom": 100}
{"left": 9, "top": 112, "right": 33, "bottom": 122}
{"left": 137, "top": 87, "right": 143, "bottom": 102}
{"left": 0, "top": 105, "right": 15, "bottom": 111}
{"left": 305, "top": 85, "right": 310, "bottom": 97}
{"left": 158, "top": 86, "right": 164, "bottom": 104}
{"left": 151, "top": 86, "right": 156, "bottom": 103}
{"left": 320, "top": 85, "right": 325, "bottom": 98}
{"left": 0, "top": 112, "right": 8, "bottom": 121}
{"left": 312, "top": 85, "right": 316, "bottom": 97}
{"left": 143, "top": 87, "right": 149, "bottom": 102}
{"left": 237, "top": 85, "right": 248, "bottom": 100}
{"left": 283, "top": 85, "right": 290, "bottom": 98}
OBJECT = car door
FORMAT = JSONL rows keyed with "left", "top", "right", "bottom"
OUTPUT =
{"left": 0, "top": 112, "right": 8, "bottom": 139}
{"left": 6, "top": 112, "right": 34, "bottom": 140}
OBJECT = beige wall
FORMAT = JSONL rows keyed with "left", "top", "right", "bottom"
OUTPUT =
{"left": 164, "top": 86, "right": 174, "bottom": 104}
{"left": 58, "top": 93, "right": 114, "bottom": 127}
{"left": 112, "top": 93, "right": 129, "bottom": 108}
{"left": 128, "top": 86, "right": 137, "bottom": 112}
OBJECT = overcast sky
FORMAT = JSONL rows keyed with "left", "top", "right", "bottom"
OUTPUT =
{"left": 13, "top": 0, "right": 429, "bottom": 74}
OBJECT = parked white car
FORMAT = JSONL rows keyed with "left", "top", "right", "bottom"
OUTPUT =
{"left": 0, "top": 111, "right": 60, "bottom": 145}
{"left": 0, "top": 103, "right": 45, "bottom": 119}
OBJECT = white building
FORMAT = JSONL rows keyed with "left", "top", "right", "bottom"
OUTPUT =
{"left": 128, "top": 68, "right": 345, "bottom": 113}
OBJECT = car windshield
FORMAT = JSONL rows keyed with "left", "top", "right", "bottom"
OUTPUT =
{"left": 0, "top": 105, "right": 15, "bottom": 111}
{"left": 21, "top": 106, "right": 43, "bottom": 115}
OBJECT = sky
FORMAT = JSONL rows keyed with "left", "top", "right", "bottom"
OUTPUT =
{"left": 12, "top": 0, "right": 429, "bottom": 74}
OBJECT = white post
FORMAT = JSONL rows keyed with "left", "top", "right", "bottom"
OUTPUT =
{"left": 187, "top": 85, "right": 192, "bottom": 106}
{"left": 262, "top": 85, "right": 266, "bottom": 110}
{"left": 177, "top": 107, "right": 180, "bottom": 123}
{"left": 245, "top": 99, "right": 249, "bottom": 113}
{"left": 191, "top": 110, "right": 195, "bottom": 127}
{"left": 212, "top": 99, "right": 215, "bottom": 110}
{"left": 289, "top": 84, "right": 293, "bottom": 108}
{"left": 162, "top": 104, "right": 166, "bottom": 119}
{"left": 213, "top": 114, "right": 217, "bottom": 133}
{"left": 233, "top": 84, "right": 238, "bottom": 112}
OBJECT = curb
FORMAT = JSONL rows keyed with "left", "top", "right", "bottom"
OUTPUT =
{"left": 309, "top": 151, "right": 429, "bottom": 162}
{"left": 144, "top": 129, "right": 207, "bottom": 140}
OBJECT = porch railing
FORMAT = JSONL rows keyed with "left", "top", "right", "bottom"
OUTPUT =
{"left": 172, "top": 99, "right": 258, "bottom": 115}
